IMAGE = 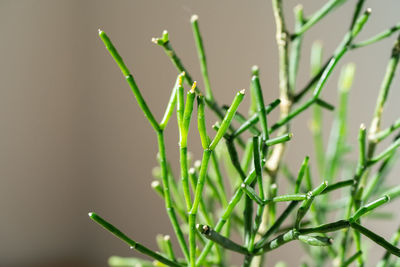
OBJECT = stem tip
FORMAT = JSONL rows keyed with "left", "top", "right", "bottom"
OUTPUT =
{"left": 191, "top": 81, "right": 197, "bottom": 93}
{"left": 252, "top": 65, "right": 259, "bottom": 75}
{"left": 191, "top": 14, "right": 199, "bottom": 23}
{"left": 151, "top": 181, "right": 160, "bottom": 188}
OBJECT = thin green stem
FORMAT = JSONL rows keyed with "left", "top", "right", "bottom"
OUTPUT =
{"left": 368, "top": 34, "right": 400, "bottom": 155}
{"left": 368, "top": 138, "right": 400, "bottom": 166}
{"left": 321, "top": 179, "right": 353, "bottom": 195}
{"left": 265, "top": 133, "right": 293, "bottom": 146}
{"left": 153, "top": 30, "right": 245, "bottom": 145}
{"left": 295, "top": 181, "right": 329, "bottom": 229}
{"left": 209, "top": 90, "right": 245, "bottom": 150}
{"left": 291, "top": 0, "right": 346, "bottom": 39}
{"left": 251, "top": 70, "right": 269, "bottom": 142}
{"left": 210, "top": 152, "right": 228, "bottom": 207}
{"left": 370, "top": 118, "right": 400, "bottom": 143}
{"left": 309, "top": 41, "right": 325, "bottom": 176}
{"left": 196, "top": 169, "right": 258, "bottom": 266}
{"left": 191, "top": 15, "right": 214, "bottom": 101}
{"left": 189, "top": 149, "right": 212, "bottom": 267}
{"left": 377, "top": 225, "right": 400, "bottom": 267}
{"left": 350, "top": 195, "right": 390, "bottom": 222}
{"left": 291, "top": 9, "right": 370, "bottom": 106}
{"left": 89, "top": 212, "right": 183, "bottom": 267}
{"left": 160, "top": 73, "right": 183, "bottom": 129}
{"left": 249, "top": 137, "right": 265, "bottom": 252}
{"left": 163, "top": 235, "right": 176, "bottom": 261}
{"left": 325, "top": 63, "right": 355, "bottom": 182}
{"left": 108, "top": 256, "right": 154, "bottom": 267}
{"left": 188, "top": 168, "right": 213, "bottom": 226}
{"left": 351, "top": 22, "right": 400, "bottom": 49}
{"left": 231, "top": 99, "right": 281, "bottom": 139}
{"left": 197, "top": 224, "right": 249, "bottom": 255}
{"left": 342, "top": 251, "right": 362, "bottom": 267}
{"left": 295, "top": 156, "right": 309, "bottom": 194}
{"left": 99, "top": 30, "right": 160, "bottom": 132}
{"left": 241, "top": 183, "right": 307, "bottom": 205}
{"left": 350, "top": 222, "right": 400, "bottom": 257}
{"left": 289, "top": 5, "right": 305, "bottom": 92}
{"left": 178, "top": 83, "right": 196, "bottom": 212}
{"left": 254, "top": 201, "right": 299, "bottom": 250}
{"left": 157, "top": 132, "right": 190, "bottom": 261}
{"left": 315, "top": 98, "right": 335, "bottom": 111}
{"left": 363, "top": 152, "right": 396, "bottom": 201}
{"left": 299, "top": 220, "right": 350, "bottom": 235}
{"left": 382, "top": 185, "right": 400, "bottom": 200}
{"left": 197, "top": 95, "right": 209, "bottom": 149}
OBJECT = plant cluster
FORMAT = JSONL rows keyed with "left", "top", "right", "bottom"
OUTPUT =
{"left": 89, "top": 0, "right": 400, "bottom": 266}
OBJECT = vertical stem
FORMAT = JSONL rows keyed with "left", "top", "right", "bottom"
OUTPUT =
{"left": 157, "top": 131, "right": 190, "bottom": 262}
{"left": 189, "top": 150, "right": 212, "bottom": 267}
{"left": 254, "top": 2, "right": 292, "bottom": 266}
{"left": 368, "top": 34, "right": 400, "bottom": 157}
{"left": 325, "top": 63, "right": 355, "bottom": 182}
{"left": 289, "top": 5, "right": 304, "bottom": 93}
{"left": 309, "top": 42, "right": 325, "bottom": 176}
{"left": 191, "top": 15, "right": 214, "bottom": 102}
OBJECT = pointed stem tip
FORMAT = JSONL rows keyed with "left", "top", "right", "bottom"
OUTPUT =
{"left": 191, "top": 81, "right": 197, "bottom": 93}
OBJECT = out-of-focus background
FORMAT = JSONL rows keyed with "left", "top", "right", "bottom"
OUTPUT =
{"left": 1, "top": 0, "right": 399, "bottom": 266}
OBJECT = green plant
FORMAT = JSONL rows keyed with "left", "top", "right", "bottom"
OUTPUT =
{"left": 89, "top": 1, "right": 400, "bottom": 266}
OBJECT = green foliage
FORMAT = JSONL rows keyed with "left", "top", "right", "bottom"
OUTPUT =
{"left": 90, "top": 1, "right": 400, "bottom": 266}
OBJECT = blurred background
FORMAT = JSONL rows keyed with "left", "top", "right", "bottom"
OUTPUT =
{"left": 0, "top": 0, "right": 399, "bottom": 266}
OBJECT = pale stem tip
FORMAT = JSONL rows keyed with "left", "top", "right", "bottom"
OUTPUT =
{"left": 178, "top": 75, "right": 184, "bottom": 86}
{"left": 288, "top": 133, "right": 294, "bottom": 139}
{"left": 360, "top": 123, "right": 366, "bottom": 130}
{"left": 240, "top": 183, "right": 246, "bottom": 188}
{"left": 194, "top": 160, "right": 201, "bottom": 168}
{"left": 294, "top": 4, "right": 303, "bottom": 11}
{"left": 366, "top": 8, "right": 372, "bottom": 14}
{"left": 98, "top": 29, "right": 103, "bottom": 35}
{"left": 189, "top": 168, "right": 195, "bottom": 174}
{"left": 151, "top": 181, "right": 160, "bottom": 187}
{"left": 191, "top": 81, "right": 197, "bottom": 93}
{"left": 240, "top": 89, "right": 246, "bottom": 94}
{"left": 251, "top": 65, "right": 259, "bottom": 75}
{"left": 151, "top": 37, "right": 158, "bottom": 44}
{"left": 191, "top": 14, "right": 199, "bottom": 23}
{"left": 88, "top": 212, "right": 94, "bottom": 217}
{"left": 164, "top": 235, "right": 170, "bottom": 241}
{"left": 162, "top": 30, "right": 168, "bottom": 35}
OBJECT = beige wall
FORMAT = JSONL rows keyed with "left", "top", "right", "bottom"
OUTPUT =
{"left": 0, "top": 0, "right": 399, "bottom": 266}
